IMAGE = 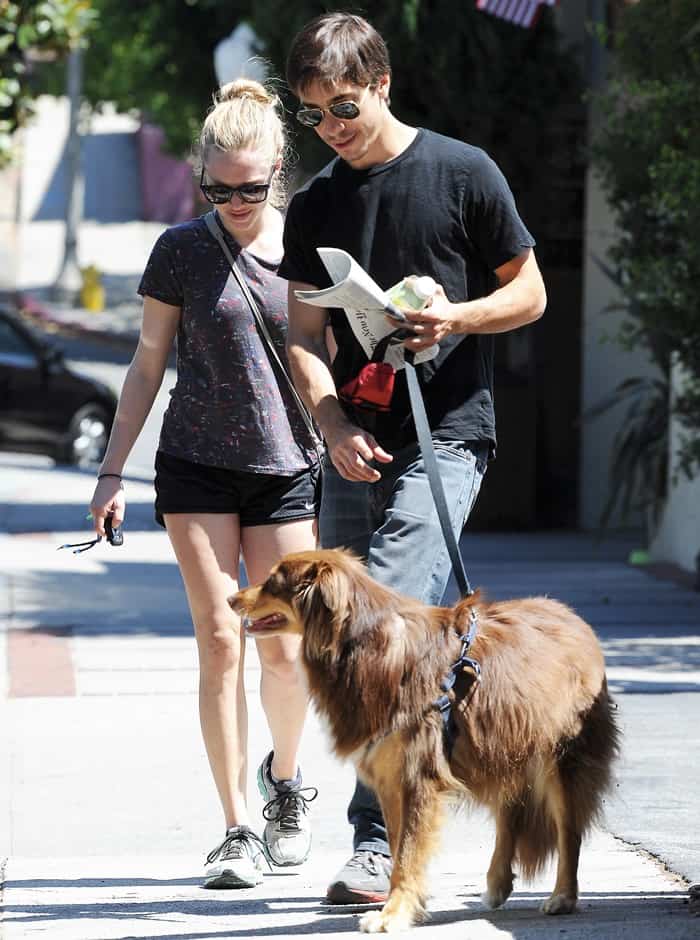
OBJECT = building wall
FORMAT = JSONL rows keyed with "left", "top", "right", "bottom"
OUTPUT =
{"left": 578, "top": 168, "right": 657, "bottom": 531}
{"left": 650, "top": 361, "right": 700, "bottom": 577}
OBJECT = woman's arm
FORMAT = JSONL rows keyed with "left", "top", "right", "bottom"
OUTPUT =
{"left": 90, "top": 296, "right": 180, "bottom": 535}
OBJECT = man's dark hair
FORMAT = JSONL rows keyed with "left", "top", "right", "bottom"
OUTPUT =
{"left": 286, "top": 13, "right": 391, "bottom": 96}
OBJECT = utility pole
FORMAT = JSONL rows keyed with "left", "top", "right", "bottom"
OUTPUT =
{"left": 51, "top": 47, "right": 84, "bottom": 304}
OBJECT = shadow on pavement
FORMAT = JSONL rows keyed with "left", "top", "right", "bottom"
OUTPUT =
{"left": 2, "top": 890, "right": 692, "bottom": 936}
{"left": 2, "top": 502, "right": 158, "bottom": 536}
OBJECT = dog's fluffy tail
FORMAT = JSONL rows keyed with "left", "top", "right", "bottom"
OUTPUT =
{"left": 512, "top": 680, "right": 621, "bottom": 880}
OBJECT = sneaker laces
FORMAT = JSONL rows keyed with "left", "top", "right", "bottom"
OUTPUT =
{"left": 206, "top": 826, "right": 270, "bottom": 867}
{"left": 262, "top": 786, "right": 318, "bottom": 833}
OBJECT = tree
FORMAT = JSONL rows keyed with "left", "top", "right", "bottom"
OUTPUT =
{"left": 38, "top": 0, "right": 254, "bottom": 157}
{"left": 0, "top": 0, "right": 96, "bottom": 165}
{"left": 591, "top": 0, "right": 700, "bottom": 485}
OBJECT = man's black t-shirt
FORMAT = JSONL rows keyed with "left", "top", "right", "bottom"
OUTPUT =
{"left": 279, "top": 128, "right": 535, "bottom": 451}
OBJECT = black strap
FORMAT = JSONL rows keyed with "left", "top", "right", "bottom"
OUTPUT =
{"left": 204, "top": 211, "right": 323, "bottom": 465}
{"left": 404, "top": 351, "right": 473, "bottom": 598}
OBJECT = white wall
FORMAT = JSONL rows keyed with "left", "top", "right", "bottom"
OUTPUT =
{"left": 649, "top": 360, "right": 700, "bottom": 576}
{"left": 578, "top": 169, "right": 658, "bottom": 530}
{"left": 13, "top": 96, "right": 164, "bottom": 291}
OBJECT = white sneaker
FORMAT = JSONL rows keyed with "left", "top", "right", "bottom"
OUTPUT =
{"left": 203, "top": 825, "right": 266, "bottom": 888}
{"left": 257, "top": 751, "right": 318, "bottom": 866}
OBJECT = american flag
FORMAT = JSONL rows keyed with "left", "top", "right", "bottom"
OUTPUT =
{"left": 475, "top": 0, "right": 558, "bottom": 29}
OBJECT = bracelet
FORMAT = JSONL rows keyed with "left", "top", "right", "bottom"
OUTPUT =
{"left": 98, "top": 473, "right": 124, "bottom": 488}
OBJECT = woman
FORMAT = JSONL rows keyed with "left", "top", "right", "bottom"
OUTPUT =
{"left": 89, "top": 79, "right": 319, "bottom": 889}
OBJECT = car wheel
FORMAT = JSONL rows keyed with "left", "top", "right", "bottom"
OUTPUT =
{"left": 57, "top": 403, "right": 111, "bottom": 467}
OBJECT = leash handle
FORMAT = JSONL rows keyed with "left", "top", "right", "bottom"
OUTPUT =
{"left": 404, "top": 352, "right": 473, "bottom": 598}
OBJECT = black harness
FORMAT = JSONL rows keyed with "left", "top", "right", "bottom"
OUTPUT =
{"left": 433, "top": 610, "right": 481, "bottom": 754}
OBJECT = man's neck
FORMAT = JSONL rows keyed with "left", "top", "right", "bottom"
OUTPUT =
{"left": 350, "top": 116, "right": 418, "bottom": 170}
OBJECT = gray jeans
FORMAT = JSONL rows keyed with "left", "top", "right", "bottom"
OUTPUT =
{"left": 319, "top": 439, "right": 488, "bottom": 855}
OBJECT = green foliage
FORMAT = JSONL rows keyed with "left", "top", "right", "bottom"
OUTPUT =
{"left": 36, "top": 0, "right": 254, "bottom": 157}
{"left": 0, "top": 0, "right": 96, "bottom": 164}
{"left": 591, "top": 0, "right": 700, "bottom": 481}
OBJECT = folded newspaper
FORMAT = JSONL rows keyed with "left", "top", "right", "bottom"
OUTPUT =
{"left": 294, "top": 248, "right": 438, "bottom": 371}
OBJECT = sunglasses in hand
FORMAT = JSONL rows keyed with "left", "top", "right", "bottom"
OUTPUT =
{"left": 58, "top": 515, "right": 124, "bottom": 555}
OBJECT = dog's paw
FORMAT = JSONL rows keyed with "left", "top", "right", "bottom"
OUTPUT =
{"left": 482, "top": 872, "right": 514, "bottom": 909}
{"left": 541, "top": 893, "right": 577, "bottom": 915}
{"left": 481, "top": 887, "right": 508, "bottom": 909}
{"left": 359, "top": 908, "right": 415, "bottom": 933}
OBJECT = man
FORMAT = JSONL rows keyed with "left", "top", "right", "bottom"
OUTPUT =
{"left": 280, "top": 12, "right": 546, "bottom": 904}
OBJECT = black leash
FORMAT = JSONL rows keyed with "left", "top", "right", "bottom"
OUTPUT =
{"left": 403, "top": 350, "right": 481, "bottom": 752}
{"left": 404, "top": 351, "right": 473, "bottom": 599}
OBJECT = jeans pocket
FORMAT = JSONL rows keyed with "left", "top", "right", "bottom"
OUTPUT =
{"left": 433, "top": 439, "right": 487, "bottom": 465}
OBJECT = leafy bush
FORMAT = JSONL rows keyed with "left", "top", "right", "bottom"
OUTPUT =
{"left": 591, "top": 0, "right": 700, "bottom": 481}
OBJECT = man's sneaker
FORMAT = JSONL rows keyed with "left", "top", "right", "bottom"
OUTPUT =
{"left": 203, "top": 825, "right": 267, "bottom": 888}
{"left": 257, "top": 751, "right": 318, "bottom": 866}
{"left": 326, "top": 850, "right": 393, "bottom": 904}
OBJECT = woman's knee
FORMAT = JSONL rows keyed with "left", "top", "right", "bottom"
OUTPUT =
{"left": 195, "top": 612, "right": 242, "bottom": 675}
{"left": 258, "top": 645, "right": 303, "bottom": 687}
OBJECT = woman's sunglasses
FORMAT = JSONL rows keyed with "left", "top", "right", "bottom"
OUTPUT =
{"left": 295, "top": 85, "right": 372, "bottom": 128}
{"left": 199, "top": 166, "right": 275, "bottom": 205}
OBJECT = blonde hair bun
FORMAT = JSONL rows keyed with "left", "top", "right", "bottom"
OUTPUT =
{"left": 216, "top": 79, "right": 276, "bottom": 108}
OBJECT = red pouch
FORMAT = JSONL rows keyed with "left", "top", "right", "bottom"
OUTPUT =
{"left": 339, "top": 361, "right": 395, "bottom": 411}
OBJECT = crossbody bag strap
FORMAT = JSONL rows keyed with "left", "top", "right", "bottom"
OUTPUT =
{"left": 404, "top": 351, "right": 473, "bottom": 598}
{"left": 204, "top": 211, "right": 322, "bottom": 464}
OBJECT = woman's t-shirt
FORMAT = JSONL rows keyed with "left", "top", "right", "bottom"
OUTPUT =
{"left": 138, "top": 213, "right": 316, "bottom": 473}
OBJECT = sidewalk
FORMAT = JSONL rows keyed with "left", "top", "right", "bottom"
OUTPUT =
{"left": 1, "top": 454, "right": 698, "bottom": 938}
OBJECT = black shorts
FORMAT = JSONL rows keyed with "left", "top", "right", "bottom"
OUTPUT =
{"left": 154, "top": 450, "right": 320, "bottom": 528}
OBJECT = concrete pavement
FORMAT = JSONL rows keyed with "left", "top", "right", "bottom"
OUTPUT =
{"left": 1, "top": 453, "right": 699, "bottom": 937}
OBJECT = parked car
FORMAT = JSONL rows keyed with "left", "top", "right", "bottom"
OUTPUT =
{"left": 0, "top": 306, "right": 117, "bottom": 466}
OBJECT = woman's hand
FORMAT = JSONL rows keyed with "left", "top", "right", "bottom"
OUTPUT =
{"left": 90, "top": 477, "right": 126, "bottom": 537}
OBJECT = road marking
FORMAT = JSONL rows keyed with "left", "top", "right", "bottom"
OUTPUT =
{"left": 7, "top": 627, "right": 76, "bottom": 697}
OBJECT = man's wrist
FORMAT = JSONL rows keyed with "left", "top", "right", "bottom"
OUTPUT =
{"left": 452, "top": 299, "right": 484, "bottom": 334}
{"left": 317, "top": 402, "right": 354, "bottom": 445}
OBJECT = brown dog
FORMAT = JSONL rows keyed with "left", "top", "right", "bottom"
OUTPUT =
{"left": 231, "top": 548, "right": 619, "bottom": 933}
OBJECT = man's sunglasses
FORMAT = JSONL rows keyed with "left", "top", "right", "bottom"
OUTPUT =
{"left": 199, "top": 166, "right": 275, "bottom": 205}
{"left": 295, "top": 86, "right": 371, "bottom": 128}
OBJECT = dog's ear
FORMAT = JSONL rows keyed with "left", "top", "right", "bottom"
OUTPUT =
{"left": 296, "top": 558, "right": 352, "bottom": 652}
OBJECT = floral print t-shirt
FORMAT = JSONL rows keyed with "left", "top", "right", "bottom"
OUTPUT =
{"left": 138, "top": 212, "right": 317, "bottom": 474}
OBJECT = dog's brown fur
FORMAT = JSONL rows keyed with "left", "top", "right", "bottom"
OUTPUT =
{"left": 231, "top": 548, "right": 620, "bottom": 933}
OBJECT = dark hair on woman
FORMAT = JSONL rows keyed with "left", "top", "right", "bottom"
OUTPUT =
{"left": 286, "top": 13, "right": 391, "bottom": 96}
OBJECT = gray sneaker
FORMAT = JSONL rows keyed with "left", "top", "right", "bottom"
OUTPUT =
{"left": 203, "top": 825, "right": 267, "bottom": 888}
{"left": 257, "top": 751, "right": 318, "bottom": 866}
{"left": 326, "top": 850, "right": 393, "bottom": 904}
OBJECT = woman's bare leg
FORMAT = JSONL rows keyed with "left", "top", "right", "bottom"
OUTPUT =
{"left": 242, "top": 517, "right": 317, "bottom": 780}
{"left": 165, "top": 512, "right": 249, "bottom": 828}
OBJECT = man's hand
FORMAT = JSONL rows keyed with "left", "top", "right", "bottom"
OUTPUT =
{"left": 394, "top": 285, "right": 457, "bottom": 353}
{"left": 325, "top": 420, "right": 393, "bottom": 482}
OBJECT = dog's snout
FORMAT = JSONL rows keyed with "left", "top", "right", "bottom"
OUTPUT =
{"left": 229, "top": 585, "right": 259, "bottom": 614}
{"left": 228, "top": 590, "right": 247, "bottom": 614}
